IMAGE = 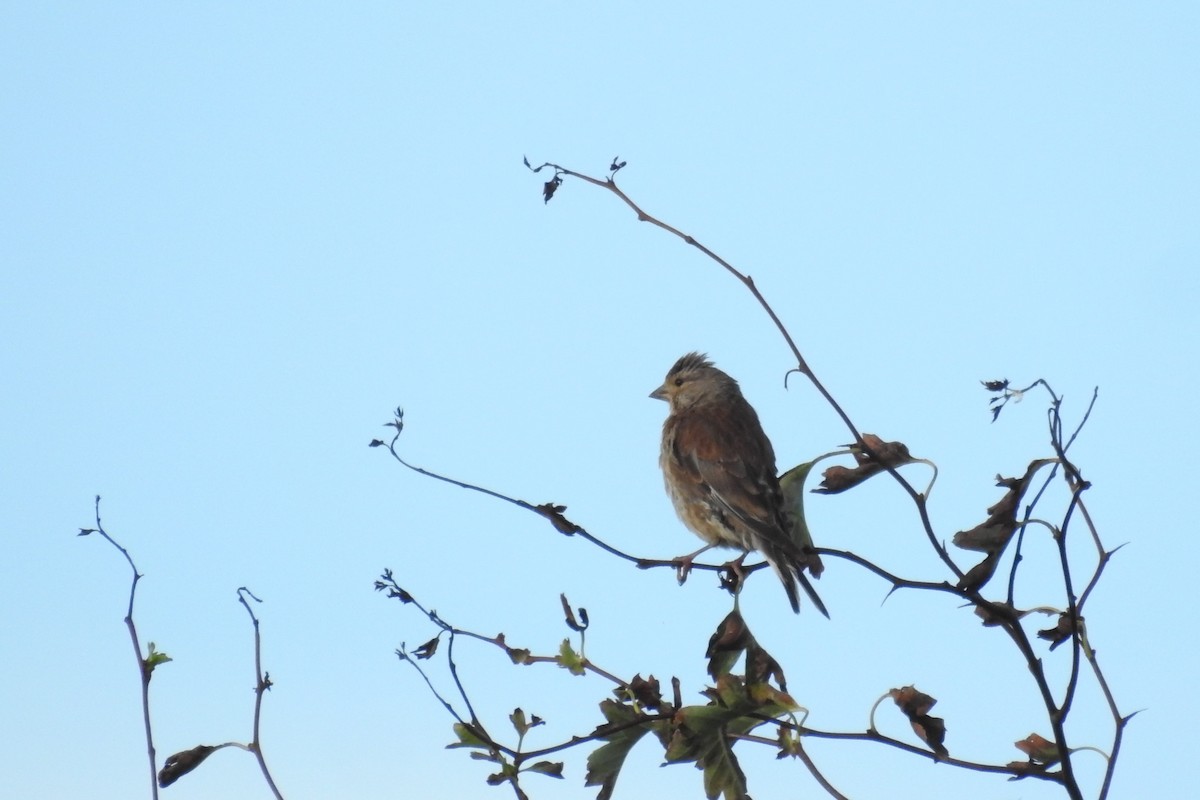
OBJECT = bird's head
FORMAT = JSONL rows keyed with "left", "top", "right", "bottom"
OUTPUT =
{"left": 650, "top": 352, "right": 738, "bottom": 410}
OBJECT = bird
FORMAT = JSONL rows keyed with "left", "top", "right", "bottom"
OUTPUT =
{"left": 651, "top": 352, "right": 827, "bottom": 616}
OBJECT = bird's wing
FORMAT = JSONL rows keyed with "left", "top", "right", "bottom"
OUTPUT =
{"left": 671, "top": 404, "right": 786, "bottom": 544}
{"left": 670, "top": 405, "right": 830, "bottom": 618}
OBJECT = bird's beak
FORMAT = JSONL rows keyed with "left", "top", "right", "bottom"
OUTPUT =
{"left": 649, "top": 384, "right": 668, "bottom": 401}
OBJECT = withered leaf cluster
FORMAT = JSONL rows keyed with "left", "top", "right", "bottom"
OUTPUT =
{"left": 1007, "top": 732, "right": 1061, "bottom": 774}
{"left": 706, "top": 610, "right": 788, "bottom": 692}
{"left": 889, "top": 685, "right": 948, "bottom": 758}
{"left": 1037, "top": 612, "right": 1081, "bottom": 651}
{"left": 982, "top": 378, "right": 1012, "bottom": 421}
{"left": 814, "top": 434, "right": 918, "bottom": 494}
{"left": 536, "top": 502, "right": 582, "bottom": 535}
{"left": 953, "top": 458, "right": 1055, "bottom": 591}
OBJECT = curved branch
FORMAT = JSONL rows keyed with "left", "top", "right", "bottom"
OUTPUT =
{"left": 236, "top": 589, "right": 284, "bottom": 800}
{"left": 376, "top": 423, "right": 773, "bottom": 583}
{"left": 80, "top": 497, "right": 159, "bottom": 800}
{"left": 526, "top": 161, "right": 965, "bottom": 580}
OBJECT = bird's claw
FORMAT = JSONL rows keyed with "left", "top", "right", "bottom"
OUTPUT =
{"left": 674, "top": 556, "right": 696, "bottom": 585}
{"left": 719, "top": 554, "right": 749, "bottom": 595}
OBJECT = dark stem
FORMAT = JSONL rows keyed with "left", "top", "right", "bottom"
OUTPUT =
{"left": 87, "top": 496, "right": 159, "bottom": 800}
{"left": 237, "top": 589, "right": 285, "bottom": 800}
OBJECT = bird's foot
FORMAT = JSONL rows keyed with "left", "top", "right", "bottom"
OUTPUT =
{"left": 719, "top": 554, "right": 750, "bottom": 596}
{"left": 672, "top": 544, "right": 716, "bottom": 585}
{"left": 673, "top": 555, "right": 696, "bottom": 585}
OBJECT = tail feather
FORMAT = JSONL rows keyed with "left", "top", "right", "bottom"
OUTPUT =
{"left": 796, "top": 570, "right": 829, "bottom": 618}
{"left": 764, "top": 548, "right": 829, "bottom": 617}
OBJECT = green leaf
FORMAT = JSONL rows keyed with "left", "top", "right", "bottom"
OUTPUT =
{"left": 778, "top": 461, "right": 817, "bottom": 554}
{"left": 700, "top": 735, "right": 747, "bottom": 800}
{"left": 585, "top": 700, "right": 655, "bottom": 800}
{"left": 145, "top": 642, "right": 172, "bottom": 676}
{"left": 663, "top": 702, "right": 748, "bottom": 800}
{"left": 664, "top": 704, "right": 737, "bottom": 762}
{"left": 525, "top": 760, "right": 564, "bottom": 778}
{"left": 556, "top": 638, "right": 586, "bottom": 676}
{"left": 747, "top": 682, "right": 798, "bottom": 713}
{"left": 775, "top": 726, "right": 800, "bottom": 759}
{"left": 713, "top": 674, "right": 751, "bottom": 708}
{"left": 448, "top": 722, "right": 489, "bottom": 750}
{"left": 662, "top": 676, "right": 799, "bottom": 800}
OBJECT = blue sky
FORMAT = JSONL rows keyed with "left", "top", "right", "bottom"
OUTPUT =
{"left": 3, "top": 3, "right": 1196, "bottom": 799}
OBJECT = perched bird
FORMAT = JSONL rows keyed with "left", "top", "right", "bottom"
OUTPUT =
{"left": 651, "top": 352, "right": 827, "bottom": 616}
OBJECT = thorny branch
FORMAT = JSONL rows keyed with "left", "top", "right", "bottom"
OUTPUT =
{"left": 374, "top": 159, "right": 1127, "bottom": 799}
{"left": 526, "top": 158, "right": 964, "bottom": 580}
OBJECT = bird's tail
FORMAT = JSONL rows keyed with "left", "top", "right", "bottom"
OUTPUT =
{"left": 794, "top": 569, "right": 829, "bottom": 618}
{"left": 764, "top": 545, "right": 830, "bottom": 618}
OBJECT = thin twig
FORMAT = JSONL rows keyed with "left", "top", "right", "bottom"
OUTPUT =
{"left": 375, "top": 159, "right": 1125, "bottom": 799}
{"left": 379, "top": 426, "right": 773, "bottom": 584}
{"left": 237, "top": 588, "right": 285, "bottom": 800}
{"left": 527, "top": 161, "right": 968, "bottom": 580}
{"left": 81, "top": 496, "right": 159, "bottom": 800}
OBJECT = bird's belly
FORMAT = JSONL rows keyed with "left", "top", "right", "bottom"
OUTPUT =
{"left": 666, "top": 484, "right": 751, "bottom": 550}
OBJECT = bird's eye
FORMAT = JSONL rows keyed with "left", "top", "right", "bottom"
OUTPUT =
{"left": 674, "top": 377, "right": 684, "bottom": 387}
